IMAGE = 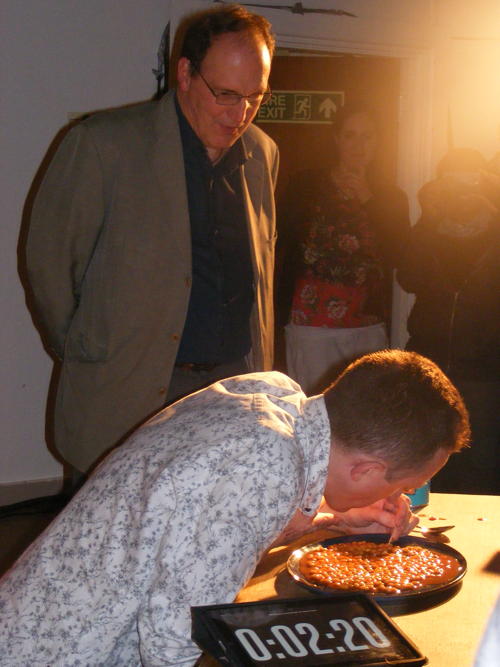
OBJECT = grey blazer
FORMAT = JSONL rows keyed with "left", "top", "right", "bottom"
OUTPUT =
{"left": 26, "top": 91, "right": 279, "bottom": 471}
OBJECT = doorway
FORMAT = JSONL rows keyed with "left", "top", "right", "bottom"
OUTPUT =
{"left": 257, "top": 50, "right": 402, "bottom": 371}
{"left": 255, "top": 48, "right": 401, "bottom": 210}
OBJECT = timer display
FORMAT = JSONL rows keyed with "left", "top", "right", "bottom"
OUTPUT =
{"left": 234, "top": 615, "right": 390, "bottom": 661}
{"left": 192, "top": 595, "right": 427, "bottom": 666}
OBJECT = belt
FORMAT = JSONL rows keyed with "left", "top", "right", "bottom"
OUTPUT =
{"left": 175, "top": 362, "right": 218, "bottom": 373}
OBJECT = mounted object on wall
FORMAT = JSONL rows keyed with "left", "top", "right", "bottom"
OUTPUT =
{"left": 213, "top": 1, "right": 356, "bottom": 17}
{"left": 152, "top": 22, "right": 170, "bottom": 99}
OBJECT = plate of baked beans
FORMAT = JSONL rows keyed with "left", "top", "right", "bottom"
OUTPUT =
{"left": 287, "top": 534, "right": 466, "bottom": 615}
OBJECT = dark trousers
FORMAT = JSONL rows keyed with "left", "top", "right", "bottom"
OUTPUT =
{"left": 431, "top": 379, "right": 500, "bottom": 495}
{"left": 166, "top": 357, "right": 249, "bottom": 405}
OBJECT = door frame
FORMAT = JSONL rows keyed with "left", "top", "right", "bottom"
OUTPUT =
{"left": 275, "top": 34, "right": 433, "bottom": 348}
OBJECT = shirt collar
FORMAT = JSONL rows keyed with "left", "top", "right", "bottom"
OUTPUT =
{"left": 295, "top": 395, "right": 332, "bottom": 516}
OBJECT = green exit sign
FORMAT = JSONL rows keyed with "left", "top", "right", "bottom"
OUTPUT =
{"left": 256, "top": 90, "right": 345, "bottom": 124}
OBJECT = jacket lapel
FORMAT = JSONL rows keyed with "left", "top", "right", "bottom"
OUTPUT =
{"left": 240, "top": 133, "right": 265, "bottom": 277}
{"left": 151, "top": 91, "right": 191, "bottom": 257}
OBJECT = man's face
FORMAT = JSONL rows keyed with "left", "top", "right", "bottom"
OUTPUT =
{"left": 323, "top": 444, "right": 450, "bottom": 512}
{"left": 177, "top": 32, "right": 271, "bottom": 162}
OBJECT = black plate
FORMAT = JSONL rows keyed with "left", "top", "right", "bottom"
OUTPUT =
{"left": 287, "top": 534, "right": 467, "bottom": 616}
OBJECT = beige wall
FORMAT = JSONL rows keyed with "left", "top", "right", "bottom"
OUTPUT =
{"left": 1, "top": 0, "right": 499, "bottom": 499}
{"left": 1, "top": 0, "right": 171, "bottom": 497}
{"left": 432, "top": 0, "right": 500, "bottom": 165}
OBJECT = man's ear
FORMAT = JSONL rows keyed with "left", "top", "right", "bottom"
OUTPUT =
{"left": 177, "top": 57, "right": 192, "bottom": 92}
{"left": 350, "top": 459, "right": 387, "bottom": 482}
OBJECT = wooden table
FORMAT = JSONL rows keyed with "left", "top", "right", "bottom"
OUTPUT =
{"left": 230, "top": 493, "right": 500, "bottom": 667}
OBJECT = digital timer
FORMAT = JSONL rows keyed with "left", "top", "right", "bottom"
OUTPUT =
{"left": 192, "top": 595, "right": 427, "bottom": 666}
{"left": 234, "top": 616, "right": 391, "bottom": 661}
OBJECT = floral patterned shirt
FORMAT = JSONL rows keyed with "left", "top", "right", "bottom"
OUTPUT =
{"left": 0, "top": 372, "right": 331, "bottom": 666}
{"left": 290, "top": 181, "right": 384, "bottom": 328}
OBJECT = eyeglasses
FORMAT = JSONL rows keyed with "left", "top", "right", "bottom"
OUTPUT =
{"left": 193, "top": 66, "right": 272, "bottom": 107}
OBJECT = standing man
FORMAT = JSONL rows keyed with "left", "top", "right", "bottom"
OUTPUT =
{"left": 25, "top": 5, "right": 278, "bottom": 475}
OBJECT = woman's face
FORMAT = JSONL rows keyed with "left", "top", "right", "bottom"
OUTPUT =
{"left": 335, "top": 112, "right": 378, "bottom": 173}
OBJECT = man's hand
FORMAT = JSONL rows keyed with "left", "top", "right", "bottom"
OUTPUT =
{"left": 269, "top": 494, "right": 418, "bottom": 548}
{"left": 327, "top": 495, "right": 418, "bottom": 540}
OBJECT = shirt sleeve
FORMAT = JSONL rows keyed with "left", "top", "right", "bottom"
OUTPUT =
{"left": 136, "top": 486, "right": 270, "bottom": 665}
{"left": 136, "top": 407, "right": 301, "bottom": 665}
{"left": 137, "top": 514, "right": 262, "bottom": 665}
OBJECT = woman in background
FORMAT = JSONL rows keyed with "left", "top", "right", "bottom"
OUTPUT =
{"left": 397, "top": 148, "right": 500, "bottom": 494}
{"left": 277, "top": 102, "right": 410, "bottom": 394}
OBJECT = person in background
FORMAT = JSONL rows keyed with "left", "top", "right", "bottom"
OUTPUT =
{"left": 276, "top": 101, "right": 410, "bottom": 395}
{"left": 24, "top": 4, "right": 279, "bottom": 479}
{"left": 397, "top": 148, "right": 500, "bottom": 494}
{"left": 0, "top": 350, "right": 469, "bottom": 665}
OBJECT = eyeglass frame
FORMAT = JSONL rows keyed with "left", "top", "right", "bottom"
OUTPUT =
{"left": 192, "top": 65, "right": 272, "bottom": 107}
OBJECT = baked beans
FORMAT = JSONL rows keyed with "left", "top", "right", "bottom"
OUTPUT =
{"left": 299, "top": 541, "right": 462, "bottom": 595}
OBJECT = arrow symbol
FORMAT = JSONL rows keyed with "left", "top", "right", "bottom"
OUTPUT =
{"left": 319, "top": 98, "right": 338, "bottom": 119}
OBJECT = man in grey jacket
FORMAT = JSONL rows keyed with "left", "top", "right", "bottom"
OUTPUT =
{"left": 25, "top": 5, "right": 279, "bottom": 475}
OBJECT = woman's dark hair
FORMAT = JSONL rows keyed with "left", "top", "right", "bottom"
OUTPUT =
{"left": 323, "top": 350, "right": 470, "bottom": 477}
{"left": 179, "top": 4, "right": 275, "bottom": 74}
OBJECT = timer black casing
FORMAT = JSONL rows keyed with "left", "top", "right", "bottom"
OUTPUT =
{"left": 191, "top": 595, "right": 427, "bottom": 666}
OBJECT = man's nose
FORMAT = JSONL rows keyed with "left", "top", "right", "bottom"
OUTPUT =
{"left": 228, "top": 98, "right": 252, "bottom": 124}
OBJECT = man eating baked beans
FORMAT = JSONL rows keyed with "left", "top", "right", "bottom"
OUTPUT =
{"left": 0, "top": 350, "right": 470, "bottom": 665}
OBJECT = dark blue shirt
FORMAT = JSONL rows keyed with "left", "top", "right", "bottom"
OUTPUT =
{"left": 175, "top": 97, "right": 254, "bottom": 364}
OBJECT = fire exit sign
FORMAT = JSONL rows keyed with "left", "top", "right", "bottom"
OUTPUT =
{"left": 256, "top": 90, "right": 345, "bottom": 124}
